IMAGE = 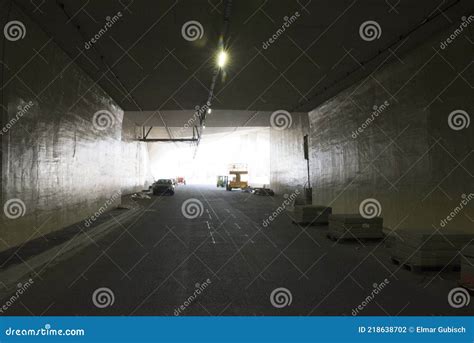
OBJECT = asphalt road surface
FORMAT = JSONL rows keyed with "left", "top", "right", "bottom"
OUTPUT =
{"left": 2, "top": 185, "right": 471, "bottom": 316}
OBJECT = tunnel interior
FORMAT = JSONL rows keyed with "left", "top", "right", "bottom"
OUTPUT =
{"left": 0, "top": 0, "right": 473, "bottom": 317}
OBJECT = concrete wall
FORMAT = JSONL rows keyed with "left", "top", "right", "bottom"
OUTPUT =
{"left": 120, "top": 141, "right": 151, "bottom": 194}
{"left": 0, "top": 1, "right": 150, "bottom": 252}
{"left": 0, "top": 0, "right": 7, "bottom": 228}
{"left": 308, "top": 20, "right": 473, "bottom": 231}
{"left": 270, "top": 113, "right": 309, "bottom": 196}
{"left": 121, "top": 120, "right": 151, "bottom": 194}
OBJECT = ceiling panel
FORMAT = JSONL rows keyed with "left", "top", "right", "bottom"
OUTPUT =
{"left": 14, "top": 0, "right": 474, "bottom": 112}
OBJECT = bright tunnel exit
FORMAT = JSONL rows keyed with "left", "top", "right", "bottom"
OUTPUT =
{"left": 147, "top": 127, "right": 270, "bottom": 186}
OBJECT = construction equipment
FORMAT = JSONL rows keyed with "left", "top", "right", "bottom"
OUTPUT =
{"left": 226, "top": 163, "right": 248, "bottom": 191}
{"left": 217, "top": 175, "right": 228, "bottom": 188}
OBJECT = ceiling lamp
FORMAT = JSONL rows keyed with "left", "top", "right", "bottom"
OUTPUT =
{"left": 217, "top": 50, "right": 228, "bottom": 68}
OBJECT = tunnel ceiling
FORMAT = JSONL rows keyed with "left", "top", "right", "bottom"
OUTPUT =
{"left": 14, "top": 0, "right": 472, "bottom": 112}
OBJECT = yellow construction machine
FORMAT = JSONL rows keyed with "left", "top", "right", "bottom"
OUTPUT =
{"left": 226, "top": 164, "right": 248, "bottom": 191}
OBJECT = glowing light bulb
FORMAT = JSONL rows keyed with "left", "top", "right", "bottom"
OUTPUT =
{"left": 217, "top": 50, "right": 228, "bottom": 68}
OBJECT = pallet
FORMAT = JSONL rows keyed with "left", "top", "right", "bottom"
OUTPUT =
{"left": 390, "top": 256, "right": 460, "bottom": 273}
{"left": 326, "top": 232, "right": 384, "bottom": 243}
{"left": 457, "top": 282, "right": 474, "bottom": 295}
{"left": 292, "top": 220, "right": 328, "bottom": 226}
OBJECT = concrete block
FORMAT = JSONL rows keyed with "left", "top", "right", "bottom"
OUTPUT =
{"left": 460, "top": 260, "right": 474, "bottom": 289}
{"left": 291, "top": 205, "right": 332, "bottom": 224}
{"left": 388, "top": 230, "right": 474, "bottom": 268}
{"left": 328, "top": 214, "right": 384, "bottom": 240}
{"left": 393, "top": 228, "right": 473, "bottom": 250}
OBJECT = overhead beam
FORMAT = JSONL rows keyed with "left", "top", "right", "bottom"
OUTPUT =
{"left": 136, "top": 138, "right": 198, "bottom": 142}
{"left": 144, "top": 126, "right": 153, "bottom": 139}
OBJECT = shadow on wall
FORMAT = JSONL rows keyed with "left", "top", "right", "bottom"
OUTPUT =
{"left": 270, "top": 112, "right": 310, "bottom": 199}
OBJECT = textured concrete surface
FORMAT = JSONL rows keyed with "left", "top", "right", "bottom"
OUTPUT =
{"left": 0, "top": 185, "right": 470, "bottom": 316}
{"left": 121, "top": 120, "right": 152, "bottom": 195}
{"left": 308, "top": 21, "right": 473, "bottom": 231}
{"left": 0, "top": 2, "right": 150, "bottom": 252}
{"left": 0, "top": 206, "right": 139, "bottom": 300}
{"left": 270, "top": 113, "right": 309, "bottom": 196}
{"left": 0, "top": 0, "right": 7, "bottom": 209}
{"left": 10, "top": 1, "right": 473, "bottom": 112}
{"left": 125, "top": 110, "right": 278, "bottom": 128}
{"left": 0, "top": 0, "right": 472, "bottom": 321}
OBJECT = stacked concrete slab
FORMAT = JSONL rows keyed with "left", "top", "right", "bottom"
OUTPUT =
{"left": 290, "top": 205, "right": 332, "bottom": 225}
{"left": 327, "top": 214, "right": 384, "bottom": 240}
{"left": 387, "top": 229, "right": 473, "bottom": 270}
{"left": 460, "top": 245, "right": 474, "bottom": 289}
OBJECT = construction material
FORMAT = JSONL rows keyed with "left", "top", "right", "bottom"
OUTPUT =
{"left": 291, "top": 205, "right": 332, "bottom": 225}
{"left": 327, "top": 214, "right": 384, "bottom": 241}
{"left": 131, "top": 192, "right": 151, "bottom": 200}
{"left": 388, "top": 229, "right": 473, "bottom": 272}
{"left": 252, "top": 188, "right": 275, "bottom": 196}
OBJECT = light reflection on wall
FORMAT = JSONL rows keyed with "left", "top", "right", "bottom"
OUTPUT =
{"left": 147, "top": 128, "right": 270, "bottom": 186}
